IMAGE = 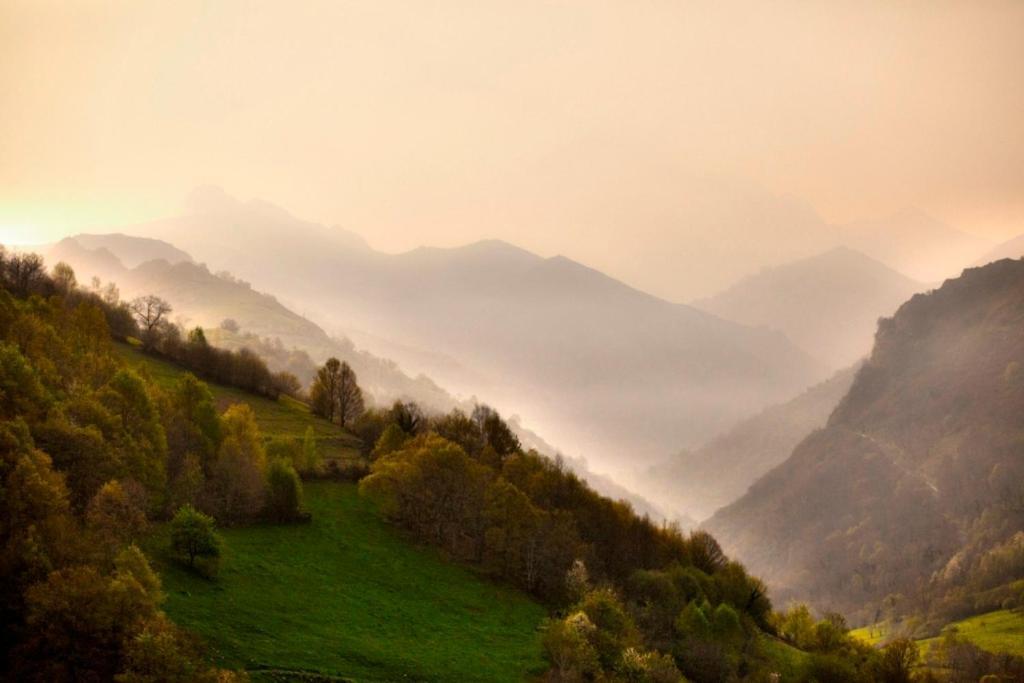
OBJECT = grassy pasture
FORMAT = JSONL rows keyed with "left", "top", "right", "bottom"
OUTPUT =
{"left": 149, "top": 481, "right": 548, "bottom": 682}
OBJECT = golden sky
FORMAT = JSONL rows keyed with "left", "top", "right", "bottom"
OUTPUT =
{"left": 2, "top": 1, "right": 1022, "bottom": 298}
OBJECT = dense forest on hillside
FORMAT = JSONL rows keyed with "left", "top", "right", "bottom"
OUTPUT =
{"left": 709, "top": 259, "right": 1024, "bottom": 637}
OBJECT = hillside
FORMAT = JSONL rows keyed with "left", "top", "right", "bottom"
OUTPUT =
{"left": 148, "top": 482, "right": 548, "bottom": 682}
{"left": 852, "top": 607, "right": 1024, "bottom": 657}
{"left": 114, "top": 342, "right": 363, "bottom": 467}
{"left": 707, "top": 258, "right": 1024, "bottom": 621}
{"left": 694, "top": 248, "right": 926, "bottom": 369}
{"left": 114, "top": 190, "right": 827, "bottom": 470}
{"left": 46, "top": 236, "right": 459, "bottom": 413}
{"left": 643, "top": 363, "right": 859, "bottom": 521}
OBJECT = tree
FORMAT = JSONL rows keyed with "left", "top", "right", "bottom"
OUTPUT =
{"left": 169, "top": 505, "right": 221, "bottom": 570}
{"left": 265, "top": 459, "right": 303, "bottom": 522}
{"left": 207, "top": 404, "right": 266, "bottom": 522}
{"left": 371, "top": 423, "right": 408, "bottom": 460}
{"left": 390, "top": 400, "right": 424, "bottom": 435}
{"left": 876, "top": 637, "right": 919, "bottom": 683}
{"left": 472, "top": 404, "right": 520, "bottom": 460}
{"left": 310, "top": 357, "right": 341, "bottom": 422}
{"left": 86, "top": 480, "right": 149, "bottom": 552}
{"left": 129, "top": 295, "right": 172, "bottom": 350}
{"left": 310, "top": 358, "right": 364, "bottom": 427}
{"left": 51, "top": 261, "right": 77, "bottom": 294}
{"left": 335, "top": 361, "right": 364, "bottom": 428}
{"left": 301, "top": 426, "right": 321, "bottom": 473}
{"left": 543, "top": 612, "right": 599, "bottom": 682}
{"left": 0, "top": 420, "right": 76, "bottom": 644}
{"left": 17, "top": 549, "right": 163, "bottom": 682}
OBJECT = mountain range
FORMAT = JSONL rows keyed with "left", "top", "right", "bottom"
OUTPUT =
{"left": 94, "top": 189, "right": 828, "bottom": 472}
{"left": 695, "top": 247, "right": 928, "bottom": 370}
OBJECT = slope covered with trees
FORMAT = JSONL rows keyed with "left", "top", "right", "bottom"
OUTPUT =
{"left": 708, "top": 258, "right": 1024, "bottom": 628}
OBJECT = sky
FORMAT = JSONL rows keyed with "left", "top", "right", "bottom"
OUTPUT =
{"left": 2, "top": 0, "right": 1023, "bottom": 300}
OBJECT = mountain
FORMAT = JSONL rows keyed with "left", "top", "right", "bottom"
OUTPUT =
{"left": 837, "top": 208, "right": 989, "bottom": 283}
{"left": 70, "top": 232, "right": 193, "bottom": 268}
{"left": 706, "top": 259, "right": 1024, "bottom": 621}
{"left": 44, "top": 236, "right": 458, "bottom": 413}
{"left": 642, "top": 363, "right": 859, "bottom": 522}
{"left": 694, "top": 248, "right": 927, "bottom": 369}
{"left": 116, "top": 190, "right": 827, "bottom": 471}
{"left": 975, "top": 233, "right": 1024, "bottom": 267}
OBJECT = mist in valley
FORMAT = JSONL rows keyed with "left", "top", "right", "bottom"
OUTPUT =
{"left": 3, "top": 2, "right": 1024, "bottom": 680}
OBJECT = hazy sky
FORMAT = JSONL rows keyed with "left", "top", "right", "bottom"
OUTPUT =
{"left": 2, "top": 1, "right": 1022, "bottom": 298}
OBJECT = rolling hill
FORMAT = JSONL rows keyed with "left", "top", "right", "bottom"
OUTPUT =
{"left": 694, "top": 247, "right": 927, "bottom": 369}
{"left": 706, "top": 258, "right": 1024, "bottom": 621}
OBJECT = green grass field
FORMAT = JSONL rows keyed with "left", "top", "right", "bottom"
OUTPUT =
{"left": 918, "top": 610, "right": 1024, "bottom": 658}
{"left": 852, "top": 609, "right": 1024, "bottom": 658}
{"left": 114, "top": 342, "right": 362, "bottom": 466}
{"left": 148, "top": 482, "right": 547, "bottom": 682}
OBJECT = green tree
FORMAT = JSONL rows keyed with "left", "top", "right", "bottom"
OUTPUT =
{"left": 265, "top": 459, "right": 303, "bottom": 522}
{"left": 371, "top": 422, "right": 408, "bottom": 460}
{"left": 208, "top": 404, "right": 266, "bottom": 522}
{"left": 301, "top": 426, "right": 320, "bottom": 473}
{"left": 169, "top": 505, "right": 221, "bottom": 571}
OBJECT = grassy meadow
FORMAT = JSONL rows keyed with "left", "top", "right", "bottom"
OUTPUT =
{"left": 148, "top": 482, "right": 548, "bottom": 682}
{"left": 852, "top": 609, "right": 1024, "bottom": 658}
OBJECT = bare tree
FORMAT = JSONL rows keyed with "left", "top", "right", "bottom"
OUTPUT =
{"left": 129, "top": 295, "right": 172, "bottom": 349}
{"left": 310, "top": 357, "right": 342, "bottom": 422}
{"left": 336, "top": 361, "right": 365, "bottom": 428}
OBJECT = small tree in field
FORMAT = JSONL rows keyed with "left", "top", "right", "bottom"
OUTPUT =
{"left": 170, "top": 505, "right": 221, "bottom": 572}
{"left": 265, "top": 459, "right": 303, "bottom": 522}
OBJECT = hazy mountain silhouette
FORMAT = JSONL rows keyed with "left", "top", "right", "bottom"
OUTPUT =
{"left": 113, "top": 190, "right": 827, "bottom": 471}
{"left": 706, "top": 258, "right": 1024, "bottom": 620}
{"left": 45, "top": 236, "right": 458, "bottom": 413}
{"left": 70, "top": 232, "right": 193, "bottom": 268}
{"left": 694, "top": 247, "right": 927, "bottom": 369}
{"left": 837, "top": 208, "right": 989, "bottom": 282}
{"left": 974, "top": 232, "right": 1024, "bottom": 266}
{"left": 642, "top": 363, "right": 859, "bottom": 522}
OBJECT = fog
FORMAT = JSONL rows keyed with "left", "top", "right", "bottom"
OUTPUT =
{"left": 3, "top": 0, "right": 1023, "bottom": 300}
